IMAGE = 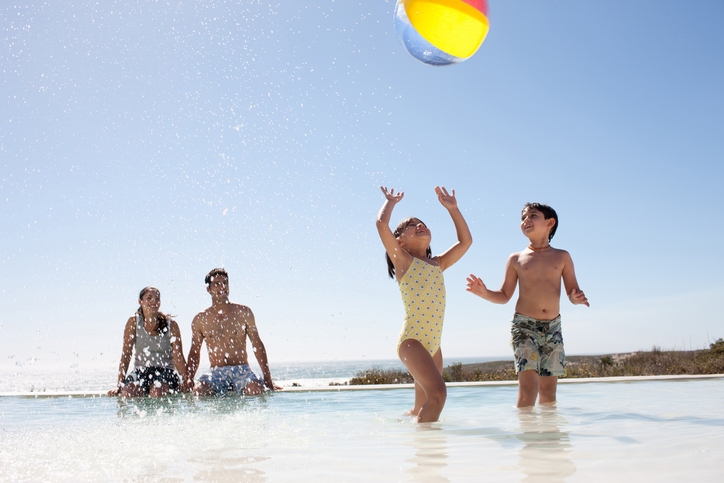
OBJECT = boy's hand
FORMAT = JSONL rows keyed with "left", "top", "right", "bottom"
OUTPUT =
{"left": 380, "top": 186, "right": 404, "bottom": 203}
{"left": 569, "top": 288, "right": 589, "bottom": 307}
{"left": 435, "top": 186, "right": 457, "bottom": 210}
{"left": 466, "top": 274, "right": 488, "bottom": 297}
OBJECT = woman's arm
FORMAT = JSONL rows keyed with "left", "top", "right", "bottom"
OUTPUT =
{"left": 107, "top": 316, "right": 136, "bottom": 396}
{"left": 168, "top": 320, "right": 190, "bottom": 391}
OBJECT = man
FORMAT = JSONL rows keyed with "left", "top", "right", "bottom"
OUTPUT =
{"left": 187, "top": 268, "right": 280, "bottom": 395}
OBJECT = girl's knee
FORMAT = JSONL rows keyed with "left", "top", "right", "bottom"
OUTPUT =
{"left": 427, "top": 381, "right": 447, "bottom": 406}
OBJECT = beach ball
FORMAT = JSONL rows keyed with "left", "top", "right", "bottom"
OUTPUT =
{"left": 394, "top": 0, "right": 490, "bottom": 66}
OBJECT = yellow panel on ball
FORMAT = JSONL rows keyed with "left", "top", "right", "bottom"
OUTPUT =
{"left": 404, "top": 0, "right": 490, "bottom": 59}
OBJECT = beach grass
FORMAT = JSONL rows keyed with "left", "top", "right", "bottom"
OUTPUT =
{"left": 346, "top": 339, "right": 724, "bottom": 385}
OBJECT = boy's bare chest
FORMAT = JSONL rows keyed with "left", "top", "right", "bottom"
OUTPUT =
{"left": 516, "top": 253, "right": 563, "bottom": 280}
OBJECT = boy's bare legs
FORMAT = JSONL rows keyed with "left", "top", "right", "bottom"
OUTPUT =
{"left": 399, "top": 341, "right": 446, "bottom": 423}
{"left": 538, "top": 376, "right": 558, "bottom": 405}
{"left": 517, "top": 370, "right": 539, "bottom": 407}
{"left": 517, "top": 370, "right": 558, "bottom": 407}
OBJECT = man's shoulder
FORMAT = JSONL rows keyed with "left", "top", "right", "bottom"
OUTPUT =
{"left": 230, "top": 303, "right": 254, "bottom": 318}
{"left": 192, "top": 306, "right": 215, "bottom": 323}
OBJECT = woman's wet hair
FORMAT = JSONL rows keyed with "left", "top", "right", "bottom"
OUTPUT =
{"left": 523, "top": 202, "right": 559, "bottom": 241}
{"left": 136, "top": 286, "right": 169, "bottom": 333}
{"left": 386, "top": 217, "right": 432, "bottom": 279}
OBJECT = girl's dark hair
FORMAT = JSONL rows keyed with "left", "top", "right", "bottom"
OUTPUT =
{"left": 386, "top": 217, "right": 432, "bottom": 279}
{"left": 136, "top": 286, "right": 169, "bottom": 333}
{"left": 523, "top": 203, "right": 558, "bottom": 241}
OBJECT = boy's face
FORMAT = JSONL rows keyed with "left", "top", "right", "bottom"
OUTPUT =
{"left": 520, "top": 208, "right": 555, "bottom": 239}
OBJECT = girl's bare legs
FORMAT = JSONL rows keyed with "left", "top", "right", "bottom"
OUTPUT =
{"left": 399, "top": 340, "right": 446, "bottom": 423}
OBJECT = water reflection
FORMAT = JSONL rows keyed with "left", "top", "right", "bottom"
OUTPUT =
{"left": 189, "top": 455, "right": 269, "bottom": 482}
{"left": 404, "top": 425, "right": 450, "bottom": 483}
{"left": 516, "top": 405, "right": 576, "bottom": 482}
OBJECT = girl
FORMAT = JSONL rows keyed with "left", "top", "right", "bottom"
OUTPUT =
{"left": 108, "top": 287, "right": 189, "bottom": 397}
{"left": 376, "top": 186, "right": 472, "bottom": 422}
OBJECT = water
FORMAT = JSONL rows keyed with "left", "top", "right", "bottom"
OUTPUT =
{"left": 0, "top": 357, "right": 503, "bottom": 393}
{"left": 1, "top": 377, "right": 723, "bottom": 481}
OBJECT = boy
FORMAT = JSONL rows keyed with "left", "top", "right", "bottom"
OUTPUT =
{"left": 466, "top": 203, "right": 588, "bottom": 407}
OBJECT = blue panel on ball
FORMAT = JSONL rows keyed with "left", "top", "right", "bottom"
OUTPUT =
{"left": 393, "top": 1, "right": 464, "bottom": 66}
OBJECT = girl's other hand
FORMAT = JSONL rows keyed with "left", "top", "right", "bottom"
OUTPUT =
{"left": 435, "top": 186, "right": 457, "bottom": 209}
{"left": 381, "top": 186, "right": 404, "bottom": 203}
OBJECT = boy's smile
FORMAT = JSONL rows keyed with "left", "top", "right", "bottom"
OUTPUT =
{"left": 521, "top": 208, "right": 550, "bottom": 236}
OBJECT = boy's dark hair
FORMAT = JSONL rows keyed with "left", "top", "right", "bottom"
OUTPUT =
{"left": 386, "top": 217, "right": 432, "bottom": 279}
{"left": 523, "top": 203, "right": 558, "bottom": 241}
{"left": 136, "top": 286, "right": 169, "bottom": 333}
{"left": 205, "top": 268, "right": 229, "bottom": 285}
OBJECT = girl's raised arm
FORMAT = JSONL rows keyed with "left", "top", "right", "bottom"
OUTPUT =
{"left": 376, "top": 187, "right": 412, "bottom": 277}
{"left": 433, "top": 186, "right": 472, "bottom": 271}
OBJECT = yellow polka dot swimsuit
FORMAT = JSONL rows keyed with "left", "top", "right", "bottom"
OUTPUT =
{"left": 397, "top": 257, "right": 446, "bottom": 356}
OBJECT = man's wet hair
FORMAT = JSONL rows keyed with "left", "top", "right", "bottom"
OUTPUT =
{"left": 386, "top": 217, "right": 432, "bottom": 279}
{"left": 205, "top": 268, "right": 229, "bottom": 286}
{"left": 523, "top": 203, "right": 558, "bottom": 241}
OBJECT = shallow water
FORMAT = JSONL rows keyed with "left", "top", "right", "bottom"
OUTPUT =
{"left": 1, "top": 378, "right": 723, "bottom": 482}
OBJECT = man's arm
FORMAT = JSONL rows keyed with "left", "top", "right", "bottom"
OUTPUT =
{"left": 246, "top": 310, "right": 281, "bottom": 390}
{"left": 466, "top": 254, "right": 518, "bottom": 304}
{"left": 561, "top": 251, "right": 589, "bottom": 307}
{"left": 186, "top": 314, "right": 205, "bottom": 386}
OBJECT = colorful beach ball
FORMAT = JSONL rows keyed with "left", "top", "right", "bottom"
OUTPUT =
{"left": 394, "top": 0, "right": 490, "bottom": 66}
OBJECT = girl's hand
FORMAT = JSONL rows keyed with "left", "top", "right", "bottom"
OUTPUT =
{"left": 380, "top": 186, "right": 404, "bottom": 203}
{"left": 107, "top": 387, "right": 121, "bottom": 397}
{"left": 435, "top": 186, "right": 457, "bottom": 210}
{"left": 466, "top": 274, "right": 488, "bottom": 297}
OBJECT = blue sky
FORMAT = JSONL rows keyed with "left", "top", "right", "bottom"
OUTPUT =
{"left": 2, "top": 0, "right": 723, "bottom": 372}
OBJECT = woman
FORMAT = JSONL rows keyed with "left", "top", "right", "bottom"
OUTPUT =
{"left": 108, "top": 287, "right": 189, "bottom": 397}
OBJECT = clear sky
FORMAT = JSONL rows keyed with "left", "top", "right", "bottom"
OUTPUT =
{"left": 2, "top": 1, "right": 723, "bottom": 372}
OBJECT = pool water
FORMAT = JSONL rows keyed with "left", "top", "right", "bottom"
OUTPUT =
{"left": 1, "top": 378, "right": 723, "bottom": 481}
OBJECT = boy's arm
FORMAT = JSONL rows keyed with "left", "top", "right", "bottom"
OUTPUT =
{"left": 434, "top": 186, "right": 473, "bottom": 271}
{"left": 561, "top": 251, "right": 589, "bottom": 307}
{"left": 466, "top": 254, "right": 518, "bottom": 304}
{"left": 375, "top": 187, "right": 412, "bottom": 272}
{"left": 185, "top": 315, "right": 205, "bottom": 386}
{"left": 246, "top": 311, "right": 282, "bottom": 391}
